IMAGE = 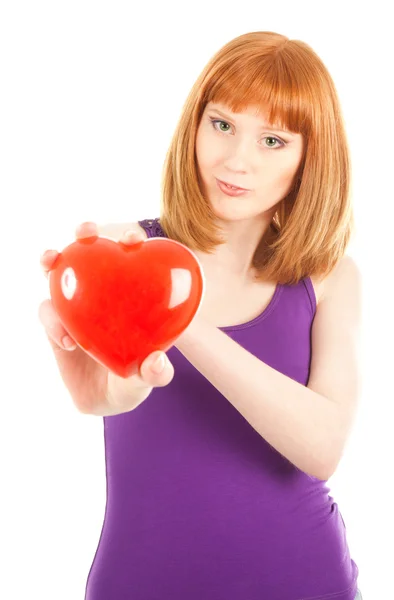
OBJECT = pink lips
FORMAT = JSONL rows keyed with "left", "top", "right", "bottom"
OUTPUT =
{"left": 216, "top": 179, "right": 250, "bottom": 197}
{"left": 217, "top": 178, "right": 249, "bottom": 191}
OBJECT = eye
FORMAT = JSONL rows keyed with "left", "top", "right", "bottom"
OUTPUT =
{"left": 208, "top": 118, "right": 286, "bottom": 149}
{"left": 263, "top": 136, "right": 285, "bottom": 149}
{"left": 210, "top": 118, "right": 232, "bottom": 133}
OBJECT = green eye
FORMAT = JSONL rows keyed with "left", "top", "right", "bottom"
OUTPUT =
{"left": 209, "top": 118, "right": 285, "bottom": 149}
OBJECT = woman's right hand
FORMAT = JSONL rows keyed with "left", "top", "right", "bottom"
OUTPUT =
{"left": 38, "top": 222, "right": 175, "bottom": 415}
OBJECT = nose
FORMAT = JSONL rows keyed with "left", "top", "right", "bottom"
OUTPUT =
{"left": 223, "top": 138, "right": 254, "bottom": 173}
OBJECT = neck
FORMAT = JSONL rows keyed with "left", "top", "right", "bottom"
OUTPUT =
{"left": 194, "top": 214, "right": 272, "bottom": 282}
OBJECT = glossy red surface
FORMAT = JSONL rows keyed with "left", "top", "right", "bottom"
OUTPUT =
{"left": 49, "top": 235, "right": 204, "bottom": 378}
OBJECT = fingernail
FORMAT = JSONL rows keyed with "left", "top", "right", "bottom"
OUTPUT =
{"left": 123, "top": 230, "right": 139, "bottom": 240}
{"left": 62, "top": 336, "right": 76, "bottom": 350}
{"left": 151, "top": 353, "right": 166, "bottom": 374}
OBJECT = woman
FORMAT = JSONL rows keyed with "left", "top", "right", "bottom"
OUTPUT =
{"left": 39, "top": 31, "right": 363, "bottom": 599}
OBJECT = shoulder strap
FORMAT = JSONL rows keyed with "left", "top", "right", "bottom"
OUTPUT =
{"left": 138, "top": 218, "right": 167, "bottom": 238}
{"left": 302, "top": 277, "right": 317, "bottom": 317}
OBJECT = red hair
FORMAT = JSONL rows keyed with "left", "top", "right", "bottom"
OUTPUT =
{"left": 159, "top": 31, "right": 354, "bottom": 285}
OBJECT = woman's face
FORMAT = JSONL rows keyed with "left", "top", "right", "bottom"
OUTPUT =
{"left": 195, "top": 101, "right": 304, "bottom": 222}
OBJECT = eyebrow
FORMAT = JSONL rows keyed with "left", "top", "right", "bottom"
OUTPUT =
{"left": 208, "top": 107, "right": 293, "bottom": 135}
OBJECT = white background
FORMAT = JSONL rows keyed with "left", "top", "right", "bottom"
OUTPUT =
{"left": 1, "top": 1, "right": 392, "bottom": 599}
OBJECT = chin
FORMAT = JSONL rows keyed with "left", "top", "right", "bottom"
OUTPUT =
{"left": 209, "top": 199, "right": 265, "bottom": 223}
{"left": 210, "top": 205, "right": 247, "bottom": 222}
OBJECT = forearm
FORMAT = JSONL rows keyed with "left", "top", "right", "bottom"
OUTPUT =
{"left": 175, "top": 316, "right": 338, "bottom": 480}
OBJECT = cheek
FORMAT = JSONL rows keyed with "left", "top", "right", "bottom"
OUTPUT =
{"left": 196, "top": 131, "right": 220, "bottom": 169}
{"left": 267, "top": 158, "right": 299, "bottom": 183}
{"left": 282, "top": 162, "right": 301, "bottom": 184}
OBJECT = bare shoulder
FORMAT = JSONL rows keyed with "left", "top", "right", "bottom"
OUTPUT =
{"left": 310, "top": 255, "right": 362, "bottom": 306}
{"left": 309, "top": 274, "right": 325, "bottom": 306}
{"left": 97, "top": 221, "right": 148, "bottom": 240}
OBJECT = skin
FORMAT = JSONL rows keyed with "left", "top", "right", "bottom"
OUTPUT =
{"left": 194, "top": 101, "right": 304, "bottom": 283}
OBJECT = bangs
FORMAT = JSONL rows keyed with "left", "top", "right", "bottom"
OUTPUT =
{"left": 204, "top": 54, "right": 312, "bottom": 137}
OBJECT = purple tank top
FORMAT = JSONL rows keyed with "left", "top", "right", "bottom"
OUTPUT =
{"left": 85, "top": 218, "right": 359, "bottom": 600}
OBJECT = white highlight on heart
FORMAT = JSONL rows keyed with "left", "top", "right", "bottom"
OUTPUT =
{"left": 61, "top": 267, "right": 77, "bottom": 300}
{"left": 168, "top": 268, "right": 192, "bottom": 309}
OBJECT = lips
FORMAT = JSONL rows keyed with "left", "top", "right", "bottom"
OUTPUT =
{"left": 217, "top": 179, "right": 249, "bottom": 191}
{"left": 216, "top": 179, "right": 250, "bottom": 197}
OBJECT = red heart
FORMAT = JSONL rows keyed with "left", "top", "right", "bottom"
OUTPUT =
{"left": 49, "top": 234, "right": 204, "bottom": 378}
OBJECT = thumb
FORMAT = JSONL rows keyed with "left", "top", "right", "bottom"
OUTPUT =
{"left": 139, "top": 351, "right": 174, "bottom": 388}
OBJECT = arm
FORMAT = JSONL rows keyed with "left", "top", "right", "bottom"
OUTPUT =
{"left": 175, "top": 256, "right": 363, "bottom": 480}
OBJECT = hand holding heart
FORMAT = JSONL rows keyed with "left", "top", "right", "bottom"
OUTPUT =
{"left": 38, "top": 221, "right": 204, "bottom": 414}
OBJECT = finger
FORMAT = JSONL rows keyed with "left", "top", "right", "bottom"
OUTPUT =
{"left": 38, "top": 299, "right": 77, "bottom": 351}
{"left": 119, "top": 228, "right": 146, "bottom": 246}
{"left": 40, "top": 223, "right": 98, "bottom": 278}
{"left": 75, "top": 222, "right": 99, "bottom": 239}
{"left": 40, "top": 249, "right": 60, "bottom": 278}
{"left": 138, "top": 351, "right": 174, "bottom": 388}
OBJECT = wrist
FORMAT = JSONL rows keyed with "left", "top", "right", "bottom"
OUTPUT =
{"left": 175, "top": 312, "right": 204, "bottom": 349}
